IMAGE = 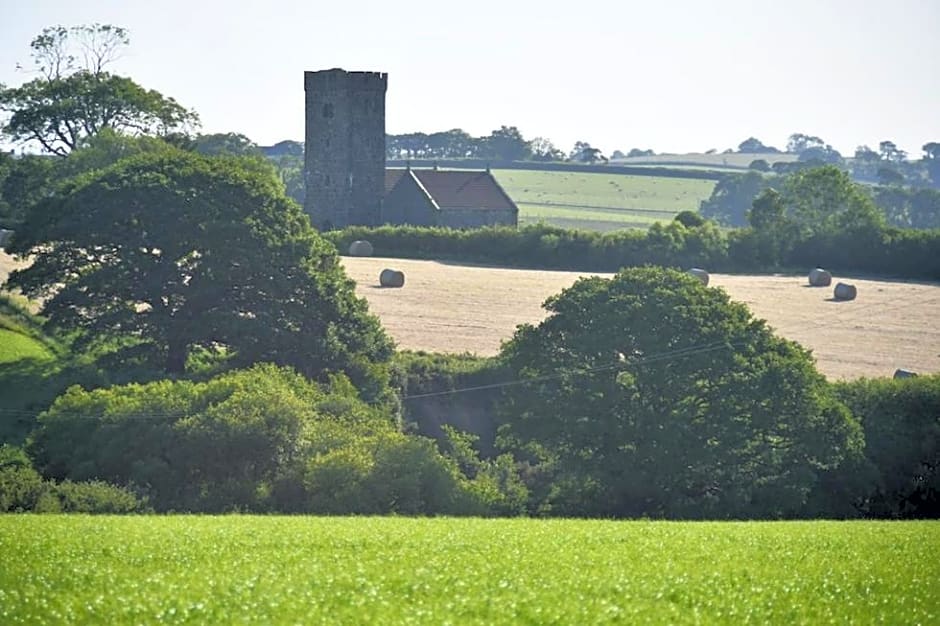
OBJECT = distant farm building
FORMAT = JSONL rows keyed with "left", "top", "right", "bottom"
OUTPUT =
{"left": 384, "top": 168, "right": 518, "bottom": 228}
{"left": 303, "top": 67, "right": 517, "bottom": 229}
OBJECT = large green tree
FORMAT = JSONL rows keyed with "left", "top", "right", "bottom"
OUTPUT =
{"left": 699, "top": 170, "right": 769, "bottom": 226}
{"left": 5, "top": 149, "right": 392, "bottom": 386}
{"left": 781, "top": 165, "right": 884, "bottom": 235}
{"left": 0, "top": 24, "right": 198, "bottom": 156}
{"left": 498, "top": 267, "right": 861, "bottom": 518}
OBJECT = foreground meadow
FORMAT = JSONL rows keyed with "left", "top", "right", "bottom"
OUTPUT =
{"left": 1, "top": 517, "right": 936, "bottom": 625}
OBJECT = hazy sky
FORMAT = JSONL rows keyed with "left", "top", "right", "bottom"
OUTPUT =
{"left": 2, "top": 0, "right": 938, "bottom": 156}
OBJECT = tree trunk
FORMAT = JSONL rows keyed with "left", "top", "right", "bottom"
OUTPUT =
{"left": 165, "top": 338, "right": 188, "bottom": 374}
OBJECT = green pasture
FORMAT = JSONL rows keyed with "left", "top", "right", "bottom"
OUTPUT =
{"left": 0, "top": 329, "right": 52, "bottom": 364}
{"left": 1, "top": 517, "right": 936, "bottom": 624}
{"left": 518, "top": 202, "right": 666, "bottom": 231}
{"left": 492, "top": 169, "right": 716, "bottom": 231}
{"left": 0, "top": 297, "right": 58, "bottom": 365}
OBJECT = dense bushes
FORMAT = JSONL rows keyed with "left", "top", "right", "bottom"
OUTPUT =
{"left": 26, "top": 364, "right": 519, "bottom": 515}
{"left": 326, "top": 220, "right": 940, "bottom": 280}
{"left": 812, "top": 375, "right": 940, "bottom": 518}
{"left": 391, "top": 351, "right": 507, "bottom": 454}
{"left": 0, "top": 444, "right": 145, "bottom": 513}
{"left": 10, "top": 327, "right": 938, "bottom": 519}
{"left": 326, "top": 221, "right": 734, "bottom": 273}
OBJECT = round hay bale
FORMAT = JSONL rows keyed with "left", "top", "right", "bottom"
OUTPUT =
{"left": 687, "top": 268, "right": 709, "bottom": 286}
{"left": 833, "top": 282, "right": 857, "bottom": 301}
{"left": 808, "top": 267, "right": 832, "bottom": 287}
{"left": 893, "top": 369, "right": 918, "bottom": 379}
{"left": 348, "top": 240, "right": 374, "bottom": 257}
{"left": 379, "top": 268, "right": 405, "bottom": 288}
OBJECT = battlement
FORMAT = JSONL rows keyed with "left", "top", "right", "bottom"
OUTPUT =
{"left": 304, "top": 69, "right": 387, "bottom": 91}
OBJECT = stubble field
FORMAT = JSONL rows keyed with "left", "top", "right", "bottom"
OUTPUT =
{"left": 343, "top": 257, "right": 940, "bottom": 380}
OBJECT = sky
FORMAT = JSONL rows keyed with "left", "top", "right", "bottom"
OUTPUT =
{"left": 1, "top": 0, "right": 938, "bottom": 157}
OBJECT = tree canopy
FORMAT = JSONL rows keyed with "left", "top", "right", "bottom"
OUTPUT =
{"left": 6, "top": 149, "right": 392, "bottom": 389}
{"left": 781, "top": 165, "right": 884, "bottom": 235}
{"left": 498, "top": 267, "right": 862, "bottom": 518}
{"left": 0, "top": 24, "right": 198, "bottom": 156}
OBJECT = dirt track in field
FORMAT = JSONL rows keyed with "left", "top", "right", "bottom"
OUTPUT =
{"left": 343, "top": 257, "right": 940, "bottom": 380}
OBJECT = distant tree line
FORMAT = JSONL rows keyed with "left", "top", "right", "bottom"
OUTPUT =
{"left": 701, "top": 167, "right": 940, "bottom": 229}
{"left": 385, "top": 127, "right": 609, "bottom": 164}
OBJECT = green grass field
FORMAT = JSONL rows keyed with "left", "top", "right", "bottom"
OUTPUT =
{"left": 0, "top": 328, "right": 53, "bottom": 364}
{"left": 0, "top": 295, "right": 57, "bottom": 365}
{"left": 1, "top": 517, "right": 936, "bottom": 624}
{"left": 492, "top": 169, "right": 716, "bottom": 231}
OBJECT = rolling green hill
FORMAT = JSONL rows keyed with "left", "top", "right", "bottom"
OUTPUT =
{"left": 492, "top": 169, "right": 716, "bottom": 231}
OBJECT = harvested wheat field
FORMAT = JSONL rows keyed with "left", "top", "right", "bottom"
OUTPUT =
{"left": 343, "top": 257, "right": 940, "bottom": 380}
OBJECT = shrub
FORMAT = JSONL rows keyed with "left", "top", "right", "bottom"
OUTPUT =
{"left": 301, "top": 431, "right": 487, "bottom": 515}
{"left": 673, "top": 210, "right": 707, "bottom": 228}
{"left": 0, "top": 444, "right": 48, "bottom": 512}
{"left": 52, "top": 480, "right": 145, "bottom": 513}
{"left": 29, "top": 364, "right": 396, "bottom": 512}
{"left": 1, "top": 444, "right": 143, "bottom": 513}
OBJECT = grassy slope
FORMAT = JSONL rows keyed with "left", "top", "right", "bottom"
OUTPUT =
{"left": 1, "top": 517, "right": 936, "bottom": 624}
{"left": 491, "top": 169, "right": 716, "bottom": 231}
{"left": 0, "top": 295, "right": 58, "bottom": 365}
{"left": 0, "top": 328, "right": 53, "bottom": 363}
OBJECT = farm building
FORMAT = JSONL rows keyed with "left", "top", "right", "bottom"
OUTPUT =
{"left": 383, "top": 167, "right": 518, "bottom": 228}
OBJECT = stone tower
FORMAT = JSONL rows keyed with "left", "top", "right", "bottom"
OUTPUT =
{"left": 304, "top": 69, "right": 387, "bottom": 229}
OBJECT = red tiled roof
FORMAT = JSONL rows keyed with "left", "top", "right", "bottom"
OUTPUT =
{"left": 385, "top": 169, "right": 517, "bottom": 211}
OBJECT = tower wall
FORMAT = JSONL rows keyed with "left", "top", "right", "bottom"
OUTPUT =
{"left": 304, "top": 69, "right": 387, "bottom": 229}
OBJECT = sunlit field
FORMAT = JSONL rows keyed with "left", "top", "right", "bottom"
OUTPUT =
{"left": 491, "top": 169, "right": 716, "bottom": 231}
{"left": 1, "top": 517, "right": 936, "bottom": 625}
{"left": 343, "top": 257, "right": 940, "bottom": 380}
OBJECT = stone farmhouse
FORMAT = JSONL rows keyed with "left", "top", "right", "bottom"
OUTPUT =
{"left": 304, "top": 68, "right": 518, "bottom": 230}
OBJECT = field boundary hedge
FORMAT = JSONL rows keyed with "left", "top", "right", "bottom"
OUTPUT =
{"left": 387, "top": 159, "right": 726, "bottom": 181}
{"left": 326, "top": 223, "right": 940, "bottom": 280}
